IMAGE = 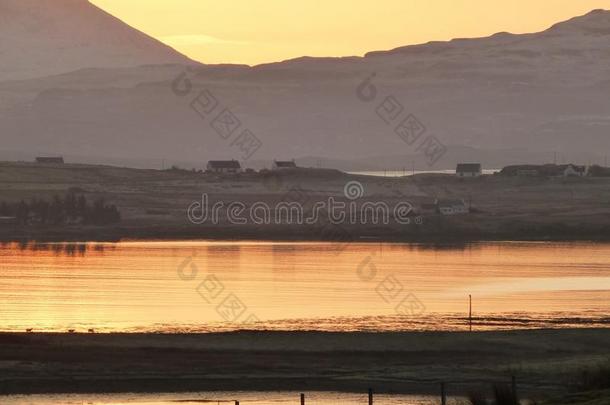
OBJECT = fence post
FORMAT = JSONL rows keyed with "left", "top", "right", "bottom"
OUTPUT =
{"left": 300, "top": 393, "right": 305, "bottom": 405}
{"left": 235, "top": 401, "right": 239, "bottom": 405}
{"left": 368, "top": 388, "right": 373, "bottom": 405}
{"left": 440, "top": 382, "right": 446, "bottom": 405}
{"left": 469, "top": 294, "right": 472, "bottom": 332}
{"left": 511, "top": 375, "right": 518, "bottom": 405}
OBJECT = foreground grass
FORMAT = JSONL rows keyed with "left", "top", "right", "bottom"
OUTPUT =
{"left": 1, "top": 329, "right": 609, "bottom": 396}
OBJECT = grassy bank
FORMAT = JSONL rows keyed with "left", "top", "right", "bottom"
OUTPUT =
{"left": 1, "top": 161, "right": 610, "bottom": 242}
{"left": 0, "top": 329, "right": 609, "bottom": 397}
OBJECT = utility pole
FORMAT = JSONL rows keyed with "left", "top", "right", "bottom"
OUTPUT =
{"left": 469, "top": 294, "right": 472, "bottom": 332}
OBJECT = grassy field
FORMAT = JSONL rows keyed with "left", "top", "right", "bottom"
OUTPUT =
{"left": 0, "top": 161, "right": 609, "bottom": 241}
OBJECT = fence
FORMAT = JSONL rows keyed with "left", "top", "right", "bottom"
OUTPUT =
{"left": 224, "top": 376, "right": 521, "bottom": 405}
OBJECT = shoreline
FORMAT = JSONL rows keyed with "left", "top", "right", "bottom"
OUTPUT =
{"left": 2, "top": 223, "right": 610, "bottom": 244}
{"left": 1, "top": 329, "right": 608, "bottom": 396}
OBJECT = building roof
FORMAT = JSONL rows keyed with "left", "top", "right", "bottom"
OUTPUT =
{"left": 207, "top": 160, "right": 241, "bottom": 169}
{"left": 274, "top": 160, "right": 297, "bottom": 168}
{"left": 456, "top": 163, "right": 481, "bottom": 173}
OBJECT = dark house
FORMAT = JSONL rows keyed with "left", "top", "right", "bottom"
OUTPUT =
{"left": 36, "top": 156, "right": 64, "bottom": 164}
{"left": 272, "top": 160, "right": 297, "bottom": 170}
{"left": 456, "top": 163, "right": 482, "bottom": 177}
{"left": 206, "top": 160, "right": 242, "bottom": 174}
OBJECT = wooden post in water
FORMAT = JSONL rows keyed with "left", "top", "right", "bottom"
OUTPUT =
{"left": 440, "top": 382, "right": 446, "bottom": 405}
{"left": 511, "top": 376, "right": 518, "bottom": 405}
{"left": 300, "top": 393, "right": 305, "bottom": 405}
{"left": 368, "top": 388, "right": 373, "bottom": 405}
{"left": 469, "top": 294, "right": 472, "bottom": 332}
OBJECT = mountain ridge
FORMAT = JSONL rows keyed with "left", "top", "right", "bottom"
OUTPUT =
{"left": 0, "top": 0, "right": 197, "bottom": 81}
{"left": 364, "top": 9, "right": 610, "bottom": 58}
{"left": 1, "top": 8, "right": 610, "bottom": 168}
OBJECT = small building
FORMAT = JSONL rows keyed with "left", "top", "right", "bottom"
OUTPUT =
{"left": 563, "top": 164, "right": 587, "bottom": 177}
{"left": 456, "top": 163, "right": 482, "bottom": 177}
{"left": 206, "top": 160, "right": 242, "bottom": 174}
{"left": 272, "top": 160, "right": 297, "bottom": 170}
{"left": 436, "top": 199, "right": 469, "bottom": 216}
{"left": 36, "top": 156, "right": 64, "bottom": 164}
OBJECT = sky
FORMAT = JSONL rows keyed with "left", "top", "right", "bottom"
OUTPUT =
{"left": 90, "top": 0, "right": 610, "bottom": 65}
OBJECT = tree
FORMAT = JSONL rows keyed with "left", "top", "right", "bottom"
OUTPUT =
{"left": 0, "top": 193, "right": 121, "bottom": 227}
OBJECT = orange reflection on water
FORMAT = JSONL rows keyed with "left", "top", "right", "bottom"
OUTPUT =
{"left": 0, "top": 241, "right": 608, "bottom": 332}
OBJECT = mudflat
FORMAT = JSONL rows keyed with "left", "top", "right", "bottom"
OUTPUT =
{"left": 0, "top": 329, "right": 608, "bottom": 396}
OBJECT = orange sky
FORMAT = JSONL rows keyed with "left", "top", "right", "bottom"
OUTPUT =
{"left": 90, "top": 0, "right": 610, "bottom": 65}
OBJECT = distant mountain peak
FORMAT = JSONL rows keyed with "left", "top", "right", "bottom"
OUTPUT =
{"left": 0, "top": 0, "right": 197, "bottom": 81}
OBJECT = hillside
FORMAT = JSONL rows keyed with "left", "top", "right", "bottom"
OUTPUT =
{"left": 0, "top": 0, "right": 195, "bottom": 81}
{"left": 0, "top": 161, "right": 609, "bottom": 242}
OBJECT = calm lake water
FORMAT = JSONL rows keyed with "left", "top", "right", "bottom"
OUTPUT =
{"left": 0, "top": 241, "right": 609, "bottom": 332}
{"left": 348, "top": 169, "right": 500, "bottom": 177}
{"left": 1, "top": 391, "right": 459, "bottom": 405}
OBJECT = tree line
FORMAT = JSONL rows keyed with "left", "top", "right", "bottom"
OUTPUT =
{"left": 0, "top": 193, "right": 121, "bottom": 226}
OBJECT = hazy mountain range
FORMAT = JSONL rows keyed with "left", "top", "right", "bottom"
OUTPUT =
{"left": 1, "top": 0, "right": 609, "bottom": 170}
